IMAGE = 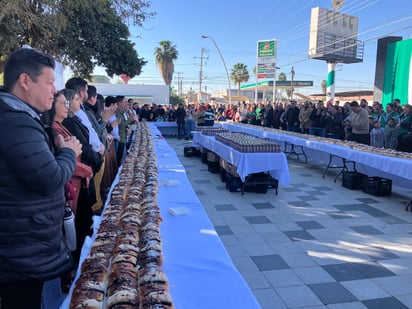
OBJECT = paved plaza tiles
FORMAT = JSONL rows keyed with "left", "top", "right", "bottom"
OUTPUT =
{"left": 166, "top": 137, "right": 412, "bottom": 309}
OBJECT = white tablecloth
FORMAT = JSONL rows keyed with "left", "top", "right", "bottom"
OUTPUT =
{"left": 58, "top": 124, "right": 261, "bottom": 308}
{"left": 221, "top": 122, "right": 412, "bottom": 188}
{"left": 153, "top": 121, "right": 178, "bottom": 136}
{"left": 192, "top": 131, "right": 290, "bottom": 185}
{"left": 149, "top": 124, "right": 261, "bottom": 308}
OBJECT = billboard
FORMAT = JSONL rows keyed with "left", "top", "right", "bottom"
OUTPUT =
{"left": 257, "top": 39, "right": 277, "bottom": 80}
{"left": 257, "top": 39, "right": 277, "bottom": 63}
{"left": 257, "top": 74, "right": 275, "bottom": 79}
{"left": 308, "top": 7, "right": 363, "bottom": 63}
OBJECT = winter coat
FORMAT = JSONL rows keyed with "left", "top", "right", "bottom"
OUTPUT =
{"left": 63, "top": 115, "right": 103, "bottom": 174}
{"left": 284, "top": 106, "right": 300, "bottom": 126}
{"left": 299, "top": 106, "right": 313, "bottom": 130}
{"left": 115, "top": 109, "right": 135, "bottom": 143}
{"left": 0, "top": 90, "right": 76, "bottom": 282}
{"left": 325, "top": 113, "right": 343, "bottom": 136}
{"left": 175, "top": 106, "right": 186, "bottom": 124}
{"left": 310, "top": 108, "right": 327, "bottom": 128}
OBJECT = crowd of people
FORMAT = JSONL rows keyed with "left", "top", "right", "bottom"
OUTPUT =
{"left": 153, "top": 98, "right": 411, "bottom": 153}
{"left": 0, "top": 48, "right": 141, "bottom": 308}
{"left": 0, "top": 47, "right": 410, "bottom": 309}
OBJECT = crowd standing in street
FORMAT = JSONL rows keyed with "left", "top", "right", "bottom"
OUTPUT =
{"left": 0, "top": 47, "right": 411, "bottom": 309}
{"left": 165, "top": 98, "right": 411, "bottom": 153}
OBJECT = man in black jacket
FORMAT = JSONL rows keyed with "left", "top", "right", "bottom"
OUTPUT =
{"left": 0, "top": 48, "right": 82, "bottom": 309}
{"left": 284, "top": 100, "right": 300, "bottom": 132}
{"left": 310, "top": 100, "right": 327, "bottom": 137}
{"left": 262, "top": 102, "right": 274, "bottom": 128}
{"left": 175, "top": 103, "right": 186, "bottom": 139}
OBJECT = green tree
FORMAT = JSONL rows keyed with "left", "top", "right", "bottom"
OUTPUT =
{"left": 169, "top": 87, "right": 183, "bottom": 105}
{"left": 169, "top": 94, "right": 184, "bottom": 106}
{"left": 56, "top": 1, "right": 147, "bottom": 78}
{"left": 0, "top": 0, "right": 153, "bottom": 78}
{"left": 154, "top": 40, "right": 178, "bottom": 88}
{"left": 111, "top": 0, "right": 154, "bottom": 27}
{"left": 92, "top": 75, "right": 111, "bottom": 83}
{"left": 0, "top": 0, "right": 62, "bottom": 72}
{"left": 230, "top": 63, "right": 249, "bottom": 96}
{"left": 277, "top": 72, "right": 290, "bottom": 99}
{"left": 278, "top": 72, "right": 287, "bottom": 81}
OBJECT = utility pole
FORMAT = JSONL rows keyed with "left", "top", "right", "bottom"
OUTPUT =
{"left": 205, "top": 85, "right": 207, "bottom": 102}
{"left": 176, "top": 72, "right": 183, "bottom": 97}
{"left": 291, "top": 66, "right": 295, "bottom": 100}
{"left": 194, "top": 47, "right": 208, "bottom": 103}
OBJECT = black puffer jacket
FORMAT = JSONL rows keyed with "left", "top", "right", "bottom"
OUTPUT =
{"left": 0, "top": 91, "right": 76, "bottom": 282}
{"left": 63, "top": 115, "right": 103, "bottom": 174}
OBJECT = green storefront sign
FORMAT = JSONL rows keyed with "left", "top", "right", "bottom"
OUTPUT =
{"left": 258, "top": 40, "right": 277, "bottom": 58}
{"left": 241, "top": 80, "right": 313, "bottom": 89}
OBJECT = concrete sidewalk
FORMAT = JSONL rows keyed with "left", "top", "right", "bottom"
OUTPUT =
{"left": 167, "top": 137, "right": 412, "bottom": 309}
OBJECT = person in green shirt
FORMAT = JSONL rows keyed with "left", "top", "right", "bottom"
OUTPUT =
{"left": 397, "top": 104, "right": 412, "bottom": 151}
{"left": 115, "top": 95, "right": 136, "bottom": 166}
{"left": 380, "top": 103, "right": 400, "bottom": 149}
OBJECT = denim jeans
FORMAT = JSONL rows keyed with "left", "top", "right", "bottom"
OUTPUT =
{"left": 185, "top": 119, "right": 195, "bottom": 138}
{"left": 309, "top": 127, "right": 325, "bottom": 137}
{"left": 287, "top": 123, "right": 300, "bottom": 132}
{"left": 177, "top": 122, "right": 185, "bottom": 137}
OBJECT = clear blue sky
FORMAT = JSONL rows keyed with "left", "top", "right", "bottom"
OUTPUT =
{"left": 107, "top": 0, "right": 412, "bottom": 96}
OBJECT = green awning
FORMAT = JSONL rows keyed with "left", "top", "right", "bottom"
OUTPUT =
{"left": 241, "top": 80, "right": 313, "bottom": 90}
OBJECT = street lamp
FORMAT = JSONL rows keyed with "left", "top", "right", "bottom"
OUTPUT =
{"left": 202, "top": 35, "right": 232, "bottom": 105}
{"left": 290, "top": 66, "right": 295, "bottom": 100}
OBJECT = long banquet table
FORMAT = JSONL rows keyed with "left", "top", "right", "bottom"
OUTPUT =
{"left": 192, "top": 131, "right": 290, "bottom": 185}
{"left": 58, "top": 123, "right": 261, "bottom": 308}
{"left": 220, "top": 122, "right": 412, "bottom": 188}
{"left": 153, "top": 121, "right": 178, "bottom": 136}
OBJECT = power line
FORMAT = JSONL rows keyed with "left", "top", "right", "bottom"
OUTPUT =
{"left": 258, "top": 0, "right": 375, "bottom": 46}
{"left": 194, "top": 47, "right": 209, "bottom": 99}
{"left": 283, "top": 0, "right": 378, "bottom": 41}
{"left": 163, "top": 3, "right": 411, "bottom": 94}
{"left": 176, "top": 72, "right": 183, "bottom": 97}
{"left": 278, "top": 20, "right": 412, "bottom": 68}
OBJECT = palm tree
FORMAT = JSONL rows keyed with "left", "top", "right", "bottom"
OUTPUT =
{"left": 321, "top": 79, "right": 327, "bottom": 95}
{"left": 278, "top": 72, "right": 286, "bottom": 81}
{"left": 230, "top": 63, "right": 249, "bottom": 96}
{"left": 154, "top": 40, "right": 178, "bottom": 89}
{"left": 277, "top": 72, "right": 289, "bottom": 99}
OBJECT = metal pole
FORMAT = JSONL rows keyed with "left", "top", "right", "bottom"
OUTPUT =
{"left": 199, "top": 48, "right": 204, "bottom": 103}
{"left": 202, "top": 35, "right": 231, "bottom": 105}
{"left": 272, "top": 67, "right": 277, "bottom": 103}
{"left": 255, "top": 42, "right": 259, "bottom": 104}
{"left": 326, "top": 62, "right": 336, "bottom": 106}
{"left": 291, "top": 66, "right": 295, "bottom": 100}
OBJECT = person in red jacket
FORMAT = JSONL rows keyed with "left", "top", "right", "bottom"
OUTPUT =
{"left": 45, "top": 90, "right": 93, "bottom": 216}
